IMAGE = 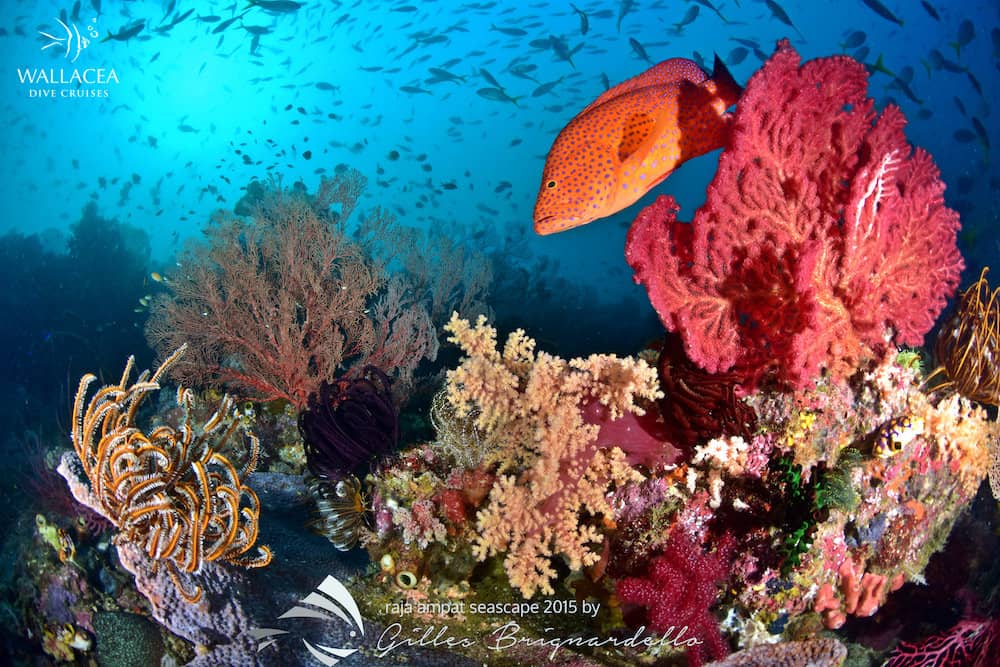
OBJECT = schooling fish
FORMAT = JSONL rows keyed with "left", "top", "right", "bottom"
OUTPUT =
{"left": 920, "top": 1, "right": 940, "bottom": 21}
{"left": 570, "top": 3, "right": 589, "bottom": 35}
{"left": 533, "top": 55, "right": 741, "bottom": 235}
{"left": 101, "top": 19, "right": 145, "bottom": 42}
{"left": 246, "top": 0, "right": 303, "bottom": 14}
{"left": 860, "top": 0, "right": 904, "bottom": 27}
{"left": 630, "top": 37, "right": 652, "bottom": 63}
{"left": 950, "top": 20, "right": 974, "bottom": 58}
{"left": 673, "top": 6, "right": 699, "bottom": 32}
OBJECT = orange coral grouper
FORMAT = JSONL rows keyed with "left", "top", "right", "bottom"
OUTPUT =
{"left": 533, "top": 55, "right": 742, "bottom": 235}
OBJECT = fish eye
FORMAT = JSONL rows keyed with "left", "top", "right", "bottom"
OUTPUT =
{"left": 546, "top": 180, "right": 557, "bottom": 189}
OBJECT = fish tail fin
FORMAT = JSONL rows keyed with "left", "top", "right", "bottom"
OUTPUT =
{"left": 710, "top": 53, "right": 743, "bottom": 107}
{"left": 867, "top": 54, "right": 893, "bottom": 78}
{"left": 879, "top": 54, "right": 896, "bottom": 78}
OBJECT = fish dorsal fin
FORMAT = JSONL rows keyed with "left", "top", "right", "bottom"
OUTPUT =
{"left": 618, "top": 112, "right": 658, "bottom": 162}
{"left": 675, "top": 78, "right": 732, "bottom": 160}
{"left": 583, "top": 58, "right": 708, "bottom": 115}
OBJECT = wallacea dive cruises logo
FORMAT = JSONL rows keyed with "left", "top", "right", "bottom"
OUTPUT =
{"left": 17, "top": 14, "right": 119, "bottom": 99}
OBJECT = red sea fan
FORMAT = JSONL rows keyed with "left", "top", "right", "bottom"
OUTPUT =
{"left": 626, "top": 40, "right": 962, "bottom": 391}
{"left": 884, "top": 618, "right": 1000, "bottom": 667}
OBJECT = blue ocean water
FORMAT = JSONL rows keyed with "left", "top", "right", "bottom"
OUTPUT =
{"left": 0, "top": 0, "right": 998, "bottom": 664}
{"left": 2, "top": 1, "right": 995, "bottom": 284}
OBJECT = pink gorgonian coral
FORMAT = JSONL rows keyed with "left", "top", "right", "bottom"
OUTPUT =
{"left": 626, "top": 40, "right": 963, "bottom": 391}
{"left": 884, "top": 618, "right": 1000, "bottom": 667}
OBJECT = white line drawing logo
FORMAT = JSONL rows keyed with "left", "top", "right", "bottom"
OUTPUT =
{"left": 251, "top": 575, "right": 366, "bottom": 665}
{"left": 38, "top": 17, "right": 98, "bottom": 63}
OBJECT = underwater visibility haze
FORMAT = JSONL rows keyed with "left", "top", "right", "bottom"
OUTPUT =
{"left": 1, "top": 0, "right": 1000, "bottom": 665}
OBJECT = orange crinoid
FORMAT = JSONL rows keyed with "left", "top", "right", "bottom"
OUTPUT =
{"left": 70, "top": 345, "right": 272, "bottom": 603}
{"left": 933, "top": 268, "right": 1000, "bottom": 407}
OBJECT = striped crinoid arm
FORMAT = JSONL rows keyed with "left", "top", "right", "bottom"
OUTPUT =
{"left": 933, "top": 267, "right": 1000, "bottom": 407}
{"left": 220, "top": 484, "right": 273, "bottom": 569}
{"left": 71, "top": 346, "right": 188, "bottom": 481}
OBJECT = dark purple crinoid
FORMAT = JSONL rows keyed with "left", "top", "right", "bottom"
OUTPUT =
{"left": 298, "top": 366, "right": 399, "bottom": 479}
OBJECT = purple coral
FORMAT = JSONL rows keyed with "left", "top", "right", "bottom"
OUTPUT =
{"left": 298, "top": 366, "right": 399, "bottom": 478}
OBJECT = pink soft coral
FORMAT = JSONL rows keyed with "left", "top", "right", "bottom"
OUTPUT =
{"left": 626, "top": 40, "right": 962, "bottom": 391}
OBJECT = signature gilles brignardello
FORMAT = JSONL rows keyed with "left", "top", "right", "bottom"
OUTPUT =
{"left": 375, "top": 621, "right": 703, "bottom": 661}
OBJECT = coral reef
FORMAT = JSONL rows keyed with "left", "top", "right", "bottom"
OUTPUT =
{"left": 723, "top": 352, "right": 996, "bottom": 629}
{"left": 354, "top": 325, "right": 995, "bottom": 666}
{"left": 355, "top": 439, "right": 492, "bottom": 654}
{"left": 13, "top": 41, "right": 996, "bottom": 666}
{"left": 626, "top": 40, "right": 962, "bottom": 391}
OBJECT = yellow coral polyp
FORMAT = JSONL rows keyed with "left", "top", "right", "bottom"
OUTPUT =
{"left": 783, "top": 410, "right": 817, "bottom": 448}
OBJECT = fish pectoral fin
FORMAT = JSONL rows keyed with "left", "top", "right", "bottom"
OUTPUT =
{"left": 617, "top": 112, "right": 657, "bottom": 162}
